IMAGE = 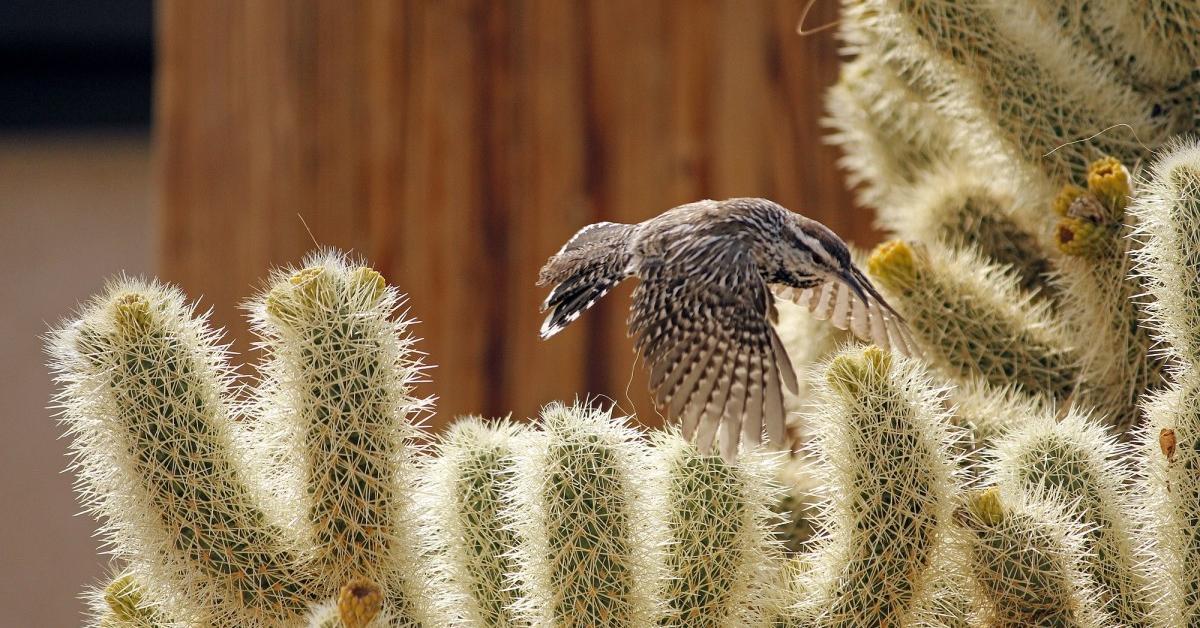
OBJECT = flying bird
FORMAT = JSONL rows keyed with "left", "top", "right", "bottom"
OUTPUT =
{"left": 537, "top": 198, "right": 914, "bottom": 460}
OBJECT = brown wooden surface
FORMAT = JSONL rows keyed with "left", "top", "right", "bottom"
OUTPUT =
{"left": 156, "top": 0, "right": 874, "bottom": 430}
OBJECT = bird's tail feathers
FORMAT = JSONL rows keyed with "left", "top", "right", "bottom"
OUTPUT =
{"left": 538, "top": 222, "right": 635, "bottom": 339}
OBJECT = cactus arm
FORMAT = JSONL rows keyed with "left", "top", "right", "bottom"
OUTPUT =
{"left": 796, "top": 346, "right": 963, "bottom": 625}
{"left": 422, "top": 418, "right": 527, "bottom": 626}
{"left": 48, "top": 282, "right": 318, "bottom": 626}
{"left": 507, "top": 403, "right": 664, "bottom": 628}
{"left": 249, "top": 253, "right": 442, "bottom": 625}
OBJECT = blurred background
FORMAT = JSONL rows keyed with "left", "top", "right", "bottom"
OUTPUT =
{"left": 0, "top": 1, "right": 875, "bottom": 624}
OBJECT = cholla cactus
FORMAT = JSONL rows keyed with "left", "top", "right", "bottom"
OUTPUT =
{"left": 796, "top": 346, "right": 962, "bottom": 625}
{"left": 422, "top": 418, "right": 526, "bottom": 626}
{"left": 651, "top": 431, "right": 784, "bottom": 627}
{"left": 249, "top": 254, "right": 437, "bottom": 612}
{"left": 874, "top": 166, "right": 1054, "bottom": 296}
{"left": 1139, "top": 375, "right": 1200, "bottom": 625}
{"left": 1130, "top": 139, "right": 1200, "bottom": 624}
{"left": 1131, "top": 140, "right": 1200, "bottom": 367}
{"left": 42, "top": 2, "right": 1200, "bottom": 622}
{"left": 89, "top": 572, "right": 166, "bottom": 628}
{"left": 1050, "top": 158, "right": 1164, "bottom": 430}
{"left": 823, "top": 51, "right": 963, "bottom": 210}
{"left": 951, "top": 489, "right": 1110, "bottom": 627}
{"left": 849, "top": 0, "right": 1165, "bottom": 181}
{"left": 867, "top": 239, "right": 1077, "bottom": 401}
{"left": 991, "top": 409, "right": 1154, "bottom": 625}
{"left": 506, "top": 402, "right": 663, "bottom": 627}
{"left": 48, "top": 281, "right": 318, "bottom": 626}
{"left": 47, "top": 254, "right": 446, "bottom": 627}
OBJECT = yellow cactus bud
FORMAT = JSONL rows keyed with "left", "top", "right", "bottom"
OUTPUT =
{"left": 966, "top": 488, "right": 1006, "bottom": 526}
{"left": 1052, "top": 184, "right": 1086, "bottom": 217}
{"left": 348, "top": 266, "right": 387, "bottom": 305}
{"left": 103, "top": 573, "right": 144, "bottom": 622}
{"left": 112, "top": 293, "right": 152, "bottom": 334}
{"left": 826, "top": 345, "right": 892, "bottom": 397}
{"left": 290, "top": 266, "right": 333, "bottom": 307}
{"left": 1055, "top": 216, "right": 1111, "bottom": 257}
{"left": 867, "top": 240, "right": 919, "bottom": 293}
{"left": 337, "top": 578, "right": 383, "bottom": 628}
{"left": 267, "top": 266, "right": 333, "bottom": 320}
{"left": 1087, "top": 156, "right": 1131, "bottom": 213}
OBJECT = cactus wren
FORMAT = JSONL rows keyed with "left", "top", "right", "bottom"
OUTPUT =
{"left": 538, "top": 197, "right": 913, "bottom": 460}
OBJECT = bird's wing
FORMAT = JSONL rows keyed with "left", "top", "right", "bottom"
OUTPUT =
{"left": 538, "top": 222, "right": 636, "bottom": 338}
{"left": 631, "top": 249, "right": 794, "bottom": 461}
{"left": 772, "top": 266, "right": 917, "bottom": 356}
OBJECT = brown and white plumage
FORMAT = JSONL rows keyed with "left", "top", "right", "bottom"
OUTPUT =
{"left": 538, "top": 198, "right": 912, "bottom": 460}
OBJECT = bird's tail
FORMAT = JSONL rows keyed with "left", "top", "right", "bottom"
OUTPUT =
{"left": 542, "top": 220, "right": 638, "bottom": 338}
{"left": 537, "top": 222, "right": 635, "bottom": 339}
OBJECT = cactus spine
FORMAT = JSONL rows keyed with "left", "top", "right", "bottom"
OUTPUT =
{"left": 797, "top": 346, "right": 962, "bottom": 625}
{"left": 508, "top": 402, "right": 663, "bottom": 627}
{"left": 652, "top": 431, "right": 783, "bottom": 627}
{"left": 48, "top": 282, "right": 317, "bottom": 626}
{"left": 423, "top": 418, "right": 527, "bottom": 627}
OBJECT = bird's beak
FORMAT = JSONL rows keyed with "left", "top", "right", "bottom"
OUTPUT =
{"left": 841, "top": 268, "right": 870, "bottom": 303}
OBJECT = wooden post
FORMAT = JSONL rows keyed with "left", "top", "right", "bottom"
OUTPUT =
{"left": 156, "top": 0, "right": 871, "bottom": 429}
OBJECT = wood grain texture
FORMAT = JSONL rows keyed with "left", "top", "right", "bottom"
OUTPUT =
{"left": 157, "top": 0, "right": 872, "bottom": 430}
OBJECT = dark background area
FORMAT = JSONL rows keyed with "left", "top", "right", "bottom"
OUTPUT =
{"left": 0, "top": 0, "right": 152, "bottom": 129}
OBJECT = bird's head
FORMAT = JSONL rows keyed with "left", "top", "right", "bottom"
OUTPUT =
{"left": 782, "top": 209, "right": 844, "bottom": 264}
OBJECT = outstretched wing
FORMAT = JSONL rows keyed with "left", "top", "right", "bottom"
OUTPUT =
{"left": 773, "top": 265, "right": 917, "bottom": 356}
{"left": 631, "top": 248, "right": 798, "bottom": 461}
{"left": 538, "top": 222, "right": 636, "bottom": 338}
